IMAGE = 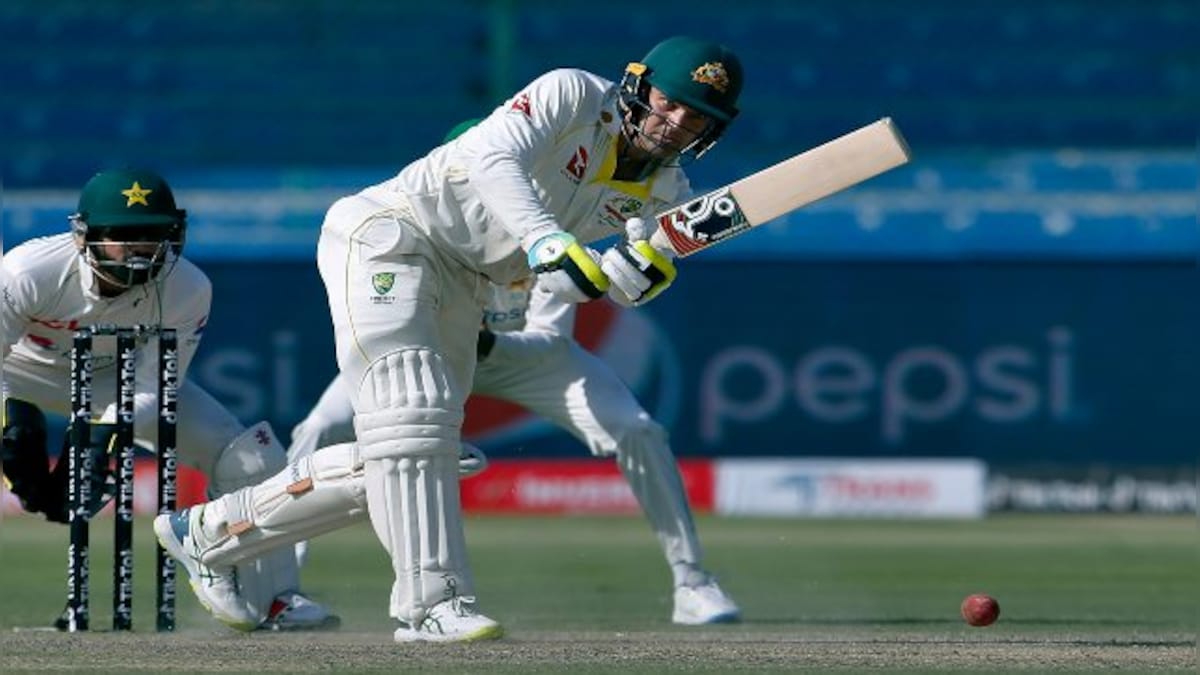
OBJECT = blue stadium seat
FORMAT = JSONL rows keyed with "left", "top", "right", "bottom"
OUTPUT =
{"left": 0, "top": 1, "right": 1195, "bottom": 187}
{"left": 1136, "top": 160, "right": 1197, "bottom": 191}
{"left": 1026, "top": 159, "right": 1117, "bottom": 191}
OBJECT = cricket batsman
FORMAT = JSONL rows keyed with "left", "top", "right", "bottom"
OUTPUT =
{"left": 0, "top": 168, "right": 337, "bottom": 631}
{"left": 291, "top": 277, "right": 740, "bottom": 624}
{"left": 155, "top": 35, "right": 744, "bottom": 642}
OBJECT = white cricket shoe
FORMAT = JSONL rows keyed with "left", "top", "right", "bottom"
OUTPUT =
{"left": 260, "top": 591, "right": 342, "bottom": 631}
{"left": 393, "top": 596, "right": 503, "bottom": 643}
{"left": 153, "top": 509, "right": 260, "bottom": 632}
{"left": 672, "top": 579, "right": 741, "bottom": 625}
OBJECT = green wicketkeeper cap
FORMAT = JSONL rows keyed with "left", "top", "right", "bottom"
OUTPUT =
{"left": 635, "top": 36, "right": 742, "bottom": 123}
{"left": 74, "top": 168, "right": 186, "bottom": 227}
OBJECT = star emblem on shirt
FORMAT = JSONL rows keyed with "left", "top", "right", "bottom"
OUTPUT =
{"left": 121, "top": 181, "right": 152, "bottom": 207}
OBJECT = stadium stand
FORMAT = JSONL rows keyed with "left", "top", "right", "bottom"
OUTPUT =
{"left": 1, "top": 1, "right": 1194, "bottom": 188}
{"left": 1, "top": 2, "right": 1193, "bottom": 261}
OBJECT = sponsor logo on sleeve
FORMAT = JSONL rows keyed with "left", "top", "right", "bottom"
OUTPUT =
{"left": 510, "top": 92, "right": 532, "bottom": 119}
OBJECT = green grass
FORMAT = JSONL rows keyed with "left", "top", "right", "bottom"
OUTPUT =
{"left": 0, "top": 513, "right": 1195, "bottom": 672}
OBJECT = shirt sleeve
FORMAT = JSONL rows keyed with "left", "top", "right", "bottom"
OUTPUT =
{"left": 465, "top": 69, "right": 590, "bottom": 251}
{"left": 169, "top": 276, "right": 211, "bottom": 381}
{"left": 127, "top": 267, "right": 212, "bottom": 423}
{"left": 0, "top": 259, "right": 34, "bottom": 359}
{"left": 486, "top": 282, "right": 576, "bottom": 363}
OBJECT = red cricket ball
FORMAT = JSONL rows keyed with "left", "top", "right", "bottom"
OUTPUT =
{"left": 960, "top": 593, "right": 1000, "bottom": 627}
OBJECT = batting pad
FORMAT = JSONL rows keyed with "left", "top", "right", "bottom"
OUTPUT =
{"left": 365, "top": 452, "right": 473, "bottom": 624}
{"left": 238, "top": 547, "right": 303, "bottom": 621}
{"left": 353, "top": 349, "right": 464, "bottom": 462}
{"left": 198, "top": 442, "right": 368, "bottom": 568}
{"left": 207, "top": 421, "right": 288, "bottom": 496}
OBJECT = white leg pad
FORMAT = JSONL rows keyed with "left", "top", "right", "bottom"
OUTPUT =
{"left": 199, "top": 422, "right": 333, "bottom": 618}
{"left": 352, "top": 348, "right": 472, "bottom": 625}
{"left": 195, "top": 442, "right": 367, "bottom": 567}
{"left": 353, "top": 349, "right": 463, "bottom": 462}
{"left": 365, "top": 453, "right": 472, "bottom": 625}
{"left": 207, "top": 421, "right": 287, "bottom": 496}
{"left": 241, "top": 550, "right": 303, "bottom": 621}
{"left": 615, "top": 416, "right": 706, "bottom": 587}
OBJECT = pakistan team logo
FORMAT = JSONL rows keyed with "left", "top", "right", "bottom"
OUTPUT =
{"left": 372, "top": 272, "right": 395, "bottom": 295}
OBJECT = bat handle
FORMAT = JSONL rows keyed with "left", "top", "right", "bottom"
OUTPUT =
{"left": 647, "top": 227, "right": 678, "bottom": 260}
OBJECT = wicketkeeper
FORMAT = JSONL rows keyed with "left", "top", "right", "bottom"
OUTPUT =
{"left": 0, "top": 168, "right": 337, "bottom": 631}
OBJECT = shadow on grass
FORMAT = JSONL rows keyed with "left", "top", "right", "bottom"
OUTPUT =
{"left": 744, "top": 616, "right": 1188, "bottom": 627}
{"left": 746, "top": 617, "right": 962, "bottom": 626}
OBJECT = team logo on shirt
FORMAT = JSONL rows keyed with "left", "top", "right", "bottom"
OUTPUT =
{"left": 371, "top": 272, "right": 396, "bottom": 304}
{"left": 598, "top": 195, "right": 644, "bottom": 230}
{"left": 692, "top": 62, "right": 731, "bottom": 93}
{"left": 372, "top": 272, "right": 395, "bottom": 295}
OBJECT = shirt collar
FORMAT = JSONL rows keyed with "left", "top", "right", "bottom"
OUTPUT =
{"left": 596, "top": 89, "right": 686, "bottom": 203}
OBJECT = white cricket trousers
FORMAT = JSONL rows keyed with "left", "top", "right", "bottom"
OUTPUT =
{"left": 315, "top": 193, "right": 488, "bottom": 624}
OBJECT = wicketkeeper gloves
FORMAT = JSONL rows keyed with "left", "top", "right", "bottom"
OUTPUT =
{"left": 1, "top": 401, "right": 116, "bottom": 524}
{"left": 2, "top": 400, "right": 53, "bottom": 516}
{"left": 41, "top": 429, "right": 117, "bottom": 523}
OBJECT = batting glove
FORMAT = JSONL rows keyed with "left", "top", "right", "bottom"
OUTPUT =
{"left": 526, "top": 231, "right": 609, "bottom": 303}
{"left": 601, "top": 218, "right": 678, "bottom": 307}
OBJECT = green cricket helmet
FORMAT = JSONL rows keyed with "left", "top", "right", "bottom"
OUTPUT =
{"left": 620, "top": 36, "right": 743, "bottom": 161}
{"left": 69, "top": 168, "right": 187, "bottom": 290}
{"left": 443, "top": 117, "right": 484, "bottom": 143}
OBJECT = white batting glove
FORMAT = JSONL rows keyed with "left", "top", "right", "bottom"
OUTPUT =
{"left": 600, "top": 218, "right": 678, "bottom": 307}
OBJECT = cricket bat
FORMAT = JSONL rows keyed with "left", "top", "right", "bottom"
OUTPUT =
{"left": 649, "top": 117, "right": 911, "bottom": 257}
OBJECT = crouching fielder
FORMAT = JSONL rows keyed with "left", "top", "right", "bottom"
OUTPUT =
{"left": 158, "top": 281, "right": 739, "bottom": 630}
{"left": 1, "top": 168, "right": 336, "bottom": 632}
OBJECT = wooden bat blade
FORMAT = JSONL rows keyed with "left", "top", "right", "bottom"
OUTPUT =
{"left": 651, "top": 118, "right": 911, "bottom": 257}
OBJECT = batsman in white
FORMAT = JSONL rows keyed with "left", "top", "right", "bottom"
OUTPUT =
{"left": 154, "top": 35, "right": 744, "bottom": 642}
{"left": 0, "top": 168, "right": 337, "bottom": 631}
{"left": 288, "top": 275, "right": 739, "bottom": 622}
